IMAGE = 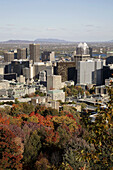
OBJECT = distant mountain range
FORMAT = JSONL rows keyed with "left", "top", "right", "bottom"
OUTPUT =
{"left": 0, "top": 39, "right": 113, "bottom": 44}
{"left": 35, "top": 38, "right": 68, "bottom": 43}
{"left": 0, "top": 38, "right": 69, "bottom": 44}
{"left": 0, "top": 40, "right": 33, "bottom": 44}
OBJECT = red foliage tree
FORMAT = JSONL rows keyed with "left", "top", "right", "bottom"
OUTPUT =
{"left": 0, "top": 126, "right": 22, "bottom": 169}
{"left": 0, "top": 114, "right": 10, "bottom": 125}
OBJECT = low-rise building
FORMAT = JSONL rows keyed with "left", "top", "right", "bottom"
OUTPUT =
{"left": 12, "top": 85, "right": 35, "bottom": 98}
{"left": 105, "top": 77, "right": 113, "bottom": 86}
{"left": 0, "top": 97, "right": 15, "bottom": 103}
{"left": 18, "top": 98, "right": 31, "bottom": 103}
{"left": 17, "top": 75, "right": 26, "bottom": 84}
{"left": 65, "top": 80, "right": 75, "bottom": 86}
{"left": 0, "top": 80, "right": 10, "bottom": 89}
{"left": 31, "top": 96, "right": 47, "bottom": 105}
{"left": 42, "top": 101, "right": 59, "bottom": 111}
{"left": 95, "top": 85, "right": 107, "bottom": 96}
{"left": 0, "top": 89, "right": 8, "bottom": 97}
{"left": 47, "top": 89, "right": 65, "bottom": 102}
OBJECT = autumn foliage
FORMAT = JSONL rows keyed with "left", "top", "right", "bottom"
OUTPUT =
{"left": 0, "top": 85, "right": 113, "bottom": 170}
{"left": 0, "top": 126, "right": 22, "bottom": 169}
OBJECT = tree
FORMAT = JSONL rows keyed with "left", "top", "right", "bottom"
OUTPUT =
{"left": 10, "top": 103, "right": 34, "bottom": 116}
{"left": 35, "top": 153, "right": 51, "bottom": 170}
{"left": 20, "top": 102, "right": 34, "bottom": 115}
{"left": 0, "top": 126, "right": 22, "bottom": 169}
{"left": 42, "top": 107, "right": 59, "bottom": 117}
{"left": 80, "top": 85, "right": 113, "bottom": 169}
{"left": 23, "top": 130, "right": 41, "bottom": 169}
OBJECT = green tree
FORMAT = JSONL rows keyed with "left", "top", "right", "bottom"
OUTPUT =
{"left": 23, "top": 130, "right": 42, "bottom": 169}
{"left": 10, "top": 103, "right": 34, "bottom": 116}
{"left": 21, "top": 102, "right": 34, "bottom": 115}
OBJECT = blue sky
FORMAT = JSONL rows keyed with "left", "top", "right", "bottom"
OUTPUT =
{"left": 0, "top": 0, "right": 113, "bottom": 41}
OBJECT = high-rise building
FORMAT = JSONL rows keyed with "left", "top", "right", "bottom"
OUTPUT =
{"left": 46, "top": 66, "right": 53, "bottom": 76}
{"left": 34, "top": 62, "right": 46, "bottom": 79}
{"left": 0, "top": 64, "right": 4, "bottom": 75}
{"left": 73, "top": 43, "right": 92, "bottom": 67}
{"left": 10, "top": 50, "right": 17, "bottom": 59}
{"left": 77, "top": 59, "right": 103, "bottom": 85}
{"left": 54, "top": 61, "right": 76, "bottom": 83}
{"left": 41, "top": 51, "right": 55, "bottom": 62}
{"left": 0, "top": 64, "right": 4, "bottom": 80}
{"left": 39, "top": 70, "right": 46, "bottom": 82}
{"left": 17, "top": 48, "right": 27, "bottom": 60}
{"left": 4, "top": 52, "right": 14, "bottom": 62}
{"left": 29, "top": 44, "right": 40, "bottom": 62}
{"left": 76, "top": 43, "right": 92, "bottom": 56}
{"left": 11, "top": 60, "right": 30, "bottom": 76}
{"left": 47, "top": 75, "right": 62, "bottom": 91}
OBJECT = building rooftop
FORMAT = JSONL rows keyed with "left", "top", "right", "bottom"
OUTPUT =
{"left": 13, "top": 59, "right": 28, "bottom": 62}
{"left": 34, "top": 62, "right": 45, "bottom": 65}
{"left": 78, "top": 42, "right": 89, "bottom": 49}
{"left": 48, "top": 90, "right": 63, "bottom": 94}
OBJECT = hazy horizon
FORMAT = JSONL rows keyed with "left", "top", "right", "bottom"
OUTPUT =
{"left": 0, "top": 38, "right": 113, "bottom": 43}
{"left": 0, "top": 0, "right": 113, "bottom": 42}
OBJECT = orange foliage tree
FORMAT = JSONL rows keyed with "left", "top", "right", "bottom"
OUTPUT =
{"left": 0, "top": 126, "right": 22, "bottom": 169}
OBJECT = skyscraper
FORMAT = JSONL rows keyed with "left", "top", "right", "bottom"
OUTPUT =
{"left": 47, "top": 75, "right": 62, "bottom": 91}
{"left": 17, "top": 48, "right": 27, "bottom": 60}
{"left": 76, "top": 43, "right": 92, "bottom": 56}
{"left": 29, "top": 44, "right": 40, "bottom": 62}
{"left": 41, "top": 51, "right": 55, "bottom": 62}
{"left": 77, "top": 59, "right": 103, "bottom": 85}
{"left": 4, "top": 52, "right": 14, "bottom": 62}
{"left": 73, "top": 43, "right": 92, "bottom": 67}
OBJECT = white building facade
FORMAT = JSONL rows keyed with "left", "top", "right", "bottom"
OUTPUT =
{"left": 77, "top": 59, "right": 103, "bottom": 85}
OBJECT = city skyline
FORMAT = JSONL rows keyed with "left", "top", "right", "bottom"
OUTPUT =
{"left": 0, "top": 0, "right": 113, "bottom": 42}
